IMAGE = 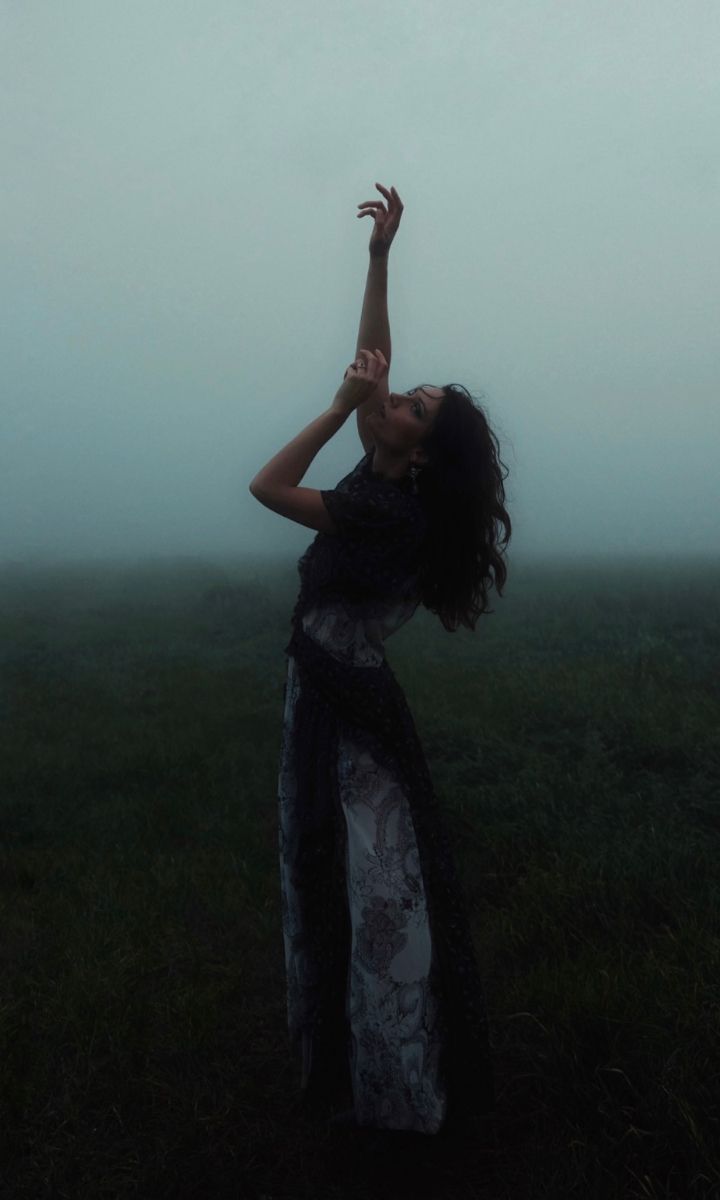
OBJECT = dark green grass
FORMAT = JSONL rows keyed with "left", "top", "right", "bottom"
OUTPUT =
{"left": 1, "top": 555, "right": 719, "bottom": 1199}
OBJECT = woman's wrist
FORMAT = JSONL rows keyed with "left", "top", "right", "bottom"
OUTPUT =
{"left": 330, "top": 397, "right": 354, "bottom": 417}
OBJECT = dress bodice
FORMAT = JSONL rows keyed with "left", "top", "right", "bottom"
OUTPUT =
{"left": 289, "top": 450, "right": 428, "bottom": 664}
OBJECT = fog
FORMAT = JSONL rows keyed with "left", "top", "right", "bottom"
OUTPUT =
{"left": 3, "top": 0, "right": 719, "bottom": 570}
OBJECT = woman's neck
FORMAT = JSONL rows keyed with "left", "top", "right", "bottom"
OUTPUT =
{"left": 369, "top": 444, "right": 411, "bottom": 481}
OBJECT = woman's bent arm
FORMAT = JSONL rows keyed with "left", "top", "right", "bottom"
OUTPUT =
{"left": 249, "top": 406, "right": 349, "bottom": 495}
{"left": 248, "top": 349, "right": 385, "bottom": 496}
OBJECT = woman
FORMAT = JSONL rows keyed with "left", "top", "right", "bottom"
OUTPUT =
{"left": 249, "top": 184, "right": 511, "bottom": 1136}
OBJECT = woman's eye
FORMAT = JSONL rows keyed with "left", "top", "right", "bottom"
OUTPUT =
{"left": 406, "top": 388, "right": 422, "bottom": 415}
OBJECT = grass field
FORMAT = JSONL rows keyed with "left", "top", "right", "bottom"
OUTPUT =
{"left": 1, "top": 555, "right": 719, "bottom": 1199}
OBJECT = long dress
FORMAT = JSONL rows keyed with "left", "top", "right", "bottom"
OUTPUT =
{"left": 277, "top": 449, "right": 495, "bottom": 1135}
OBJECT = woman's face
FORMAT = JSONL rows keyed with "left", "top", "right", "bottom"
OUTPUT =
{"left": 368, "top": 385, "right": 445, "bottom": 459}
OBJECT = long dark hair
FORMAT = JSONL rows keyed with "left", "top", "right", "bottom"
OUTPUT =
{"left": 415, "top": 384, "right": 512, "bottom": 632}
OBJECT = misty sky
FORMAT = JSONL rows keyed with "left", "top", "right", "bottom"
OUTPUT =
{"left": 2, "top": 0, "right": 719, "bottom": 567}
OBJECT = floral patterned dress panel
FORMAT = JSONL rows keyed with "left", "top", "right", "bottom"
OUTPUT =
{"left": 278, "top": 651, "right": 448, "bottom": 1134}
{"left": 336, "top": 724, "right": 448, "bottom": 1133}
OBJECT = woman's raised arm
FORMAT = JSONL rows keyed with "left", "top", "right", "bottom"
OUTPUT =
{"left": 354, "top": 184, "right": 404, "bottom": 445}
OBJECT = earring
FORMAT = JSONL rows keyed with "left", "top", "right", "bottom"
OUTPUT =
{"left": 409, "top": 464, "right": 420, "bottom": 493}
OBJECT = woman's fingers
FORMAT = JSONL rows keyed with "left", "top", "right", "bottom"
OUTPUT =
{"left": 357, "top": 184, "right": 401, "bottom": 212}
{"left": 377, "top": 183, "right": 403, "bottom": 212}
{"left": 356, "top": 348, "right": 388, "bottom": 375}
{"left": 344, "top": 349, "right": 387, "bottom": 393}
{"left": 374, "top": 352, "right": 388, "bottom": 377}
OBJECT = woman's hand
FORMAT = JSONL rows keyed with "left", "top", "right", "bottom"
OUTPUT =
{"left": 357, "top": 183, "right": 404, "bottom": 258}
{"left": 331, "top": 348, "right": 389, "bottom": 414}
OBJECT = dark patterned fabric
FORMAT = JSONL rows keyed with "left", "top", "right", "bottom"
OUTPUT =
{"left": 279, "top": 450, "right": 495, "bottom": 1134}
